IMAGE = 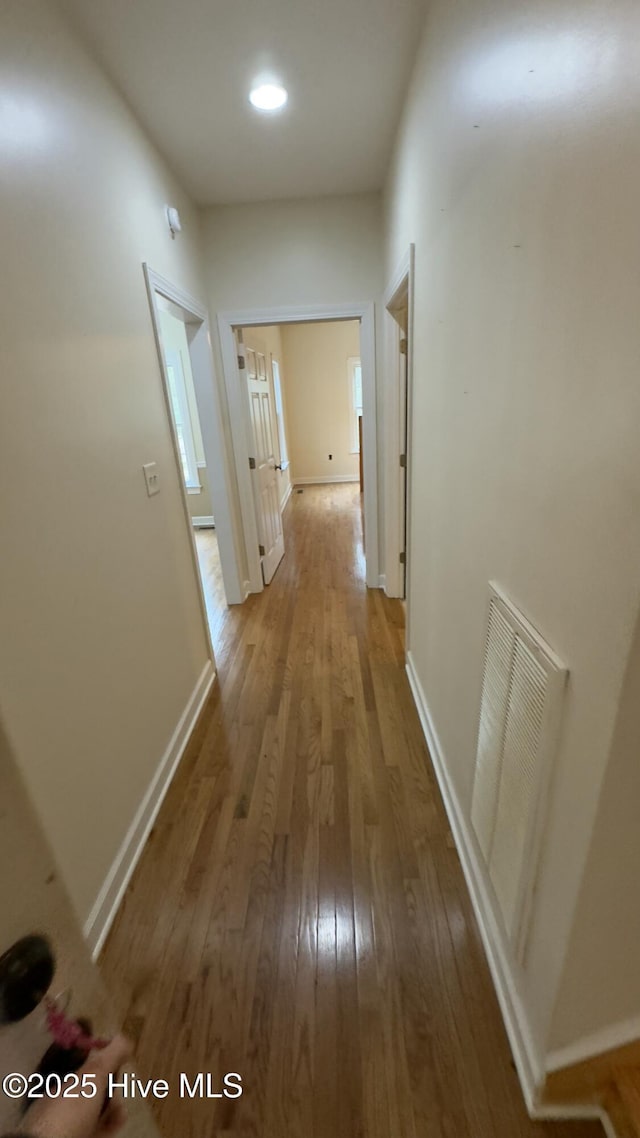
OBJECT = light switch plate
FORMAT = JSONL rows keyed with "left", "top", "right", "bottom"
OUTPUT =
{"left": 142, "top": 462, "right": 160, "bottom": 497}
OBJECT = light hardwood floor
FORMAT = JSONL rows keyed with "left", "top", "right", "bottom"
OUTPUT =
{"left": 101, "top": 484, "right": 602, "bottom": 1138}
{"left": 195, "top": 528, "right": 228, "bottom": 646}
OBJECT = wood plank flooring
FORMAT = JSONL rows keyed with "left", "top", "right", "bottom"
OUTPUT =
{"left": 101, "top": 484, "right": 602, "bottom": 1138}
{"left": 195, "top": 528, "right": 227, "bottom": 646}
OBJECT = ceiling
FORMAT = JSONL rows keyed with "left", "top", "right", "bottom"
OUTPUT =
{"left": 59, "top": 0, "right": 426, "bottom": 205}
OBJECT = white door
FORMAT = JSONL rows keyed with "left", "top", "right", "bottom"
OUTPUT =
{"left": 239, "top": 332, "right": 285, "bottom": 584}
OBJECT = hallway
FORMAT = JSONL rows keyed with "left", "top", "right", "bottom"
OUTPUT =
{"left": 101, "top": 485, "right": 601, "bottom": 1138}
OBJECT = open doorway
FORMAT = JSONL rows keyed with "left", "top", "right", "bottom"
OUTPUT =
{"left": 217, "top": 301, "right": 378, "bottom": 593}
{"left": 383, "top": 244, "right": 414, "bottom": 641}
{"left": 144, "top": 265, "right": 244, "bottom": 653}
{"left": 155, "top": 298, "right": 226, "bottom": 634}
{"left": 235, "top": 318, "right": 365, "bottom": 587}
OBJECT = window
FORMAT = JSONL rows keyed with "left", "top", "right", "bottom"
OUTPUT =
{"left": 165, "top": 349, "right": 199, "bottom": 490}
{"left": 348, "top": 356, "right": 363, "bottom": 452}
{"left": 271, "top": 359, "right": 289, "bottom": 468}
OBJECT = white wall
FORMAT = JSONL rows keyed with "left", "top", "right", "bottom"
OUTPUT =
{"left": 550, "top": 614, "right": 640, "bottom": 1050}
{"left": 385, "top": 0, "right": 640, "bottom": 1060}
{"left": 280, "top": 320, "right": 361, "bottom": 482}
{"left": 0, "top": 0, "right": 211, "bottom": 923}
{"left": 202, "top": 195, "right": 382, "bottom": 311}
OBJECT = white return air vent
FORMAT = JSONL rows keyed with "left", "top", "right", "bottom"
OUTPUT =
{"left": 471, "top": 584, "right": 568, "bottom": 963}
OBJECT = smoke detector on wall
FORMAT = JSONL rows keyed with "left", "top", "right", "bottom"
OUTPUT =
{"left": 166, "top": 205, "right": 181, "bottom": 239}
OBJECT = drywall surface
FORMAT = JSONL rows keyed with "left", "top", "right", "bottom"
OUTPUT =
{"left": 385, "top": 0, "right": 640, "bottom": 1053}
{"left": 0, "top": 0, "right": 210, "bottom": 922}
{"left": 202, "top": 194, "right": 382, "bottom": 312}
{"left": 280, "top": 320, "right": 361, "bottom": 482}
{"left": 550, "top": 613, "right": 640, "bottom": 1048}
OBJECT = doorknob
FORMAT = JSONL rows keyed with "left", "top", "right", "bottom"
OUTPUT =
{"left": 274, "top": 463, "right": 283, "bottom": 471}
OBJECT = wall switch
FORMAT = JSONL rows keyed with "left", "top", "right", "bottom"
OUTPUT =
{"left": 143, "top": 462, "right": 160, "bottom": 497}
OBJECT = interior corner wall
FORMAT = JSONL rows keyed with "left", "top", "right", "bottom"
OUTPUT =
{"left": 384, "top": 0, "right": 640, "bottom": 1057}
{"left": 0, "top": 0, "right": 211, "bottom": 924}
{"left": 280, "top": 320, "right": 361, "bottom": 483}
{"left": 200, "top": 194, "right": 385, "bottom": 571}
{"left": 549, "top": 610, "right": 640, "bottom": 1050}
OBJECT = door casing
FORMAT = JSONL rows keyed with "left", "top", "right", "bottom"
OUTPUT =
{"left": 217, "top": 302, "right": 379, "bottom": 593}
{"left": 383, "top": 246, "right": 415, "bottom": 630}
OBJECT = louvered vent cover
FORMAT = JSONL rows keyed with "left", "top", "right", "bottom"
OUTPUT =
{"left": 471, "top": 584, "right": 567, "bottom": 962}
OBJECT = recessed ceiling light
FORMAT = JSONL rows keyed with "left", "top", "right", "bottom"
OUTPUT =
{"left": 249, "top": 83, "right": 288, "bottom": 112}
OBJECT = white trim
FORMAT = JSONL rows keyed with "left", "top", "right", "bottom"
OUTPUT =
{"left": 546, "top": 1014, "right": 640, "bottom": 1075}
{"left": 196, "top": 459, "right": 207, "bottom": 469}
{"left": 217, "top": 319, "right": 263, "bottom": 594}
{"left": 280, "top": 481, "right": 293, "bottom": 511}
{"left": 405, "top": 650, "right": 615, "bottom": 1129}
{"left": 384, "top": 246, "right": 414, "bottom": 307}
{"left": 217, "top": 301, "right": 379, "bottom": 591}
{"left": 531, "top": 1103, "right": 611, "bottom": 1125}
{"left": 84, "top": 660, "right": 215, "bottom": 958}
{"left": 405, "top": 650, "right": 543, "bottom": 1109}
{"left": 221, "top": 301, "right": 368, "bottom": 325}
{"left": 293, "top": 475, "right": 359, "bottom": 485}
{"left": 144, "top": 265, "right": 243, "bottom": 607}
{"left": 186, "top": 486, "right": 202, "bottom": 494}
{"left": 602, "top": 1110, "right": 621, "bottom": 1138}
{"left": 378, "top": 574, "right": 386, "bottom": 589}
{"left": 192, "top": 515, "right": 215, "bottom": 528}
{"left": 383, "top": 245, "right": 415, "bottom": 610}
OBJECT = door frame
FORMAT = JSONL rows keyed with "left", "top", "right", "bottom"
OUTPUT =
{"left": 144, "top": 265, "right": 244, "bottom": 613}
{"left": 217, "top": 301, "right": 379, "bottom": 592}
{"left": 383, "top": 246, "right": 415, "bottom": 620}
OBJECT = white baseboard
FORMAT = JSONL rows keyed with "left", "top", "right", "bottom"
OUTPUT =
{"left": 378, "top": 574, "right": 386, "bottom": 590}
{"left": 405, "top": 650, "right": 544, "bottom": 1109}
{"left": 547, "top": 1013, "right": 640, "bottom": 1074}
{"left": 192, "top": 515, "right": 215, "bottom": 528}
{"left": 280, "top": 482, "right": 293, "bottom": 511}
{"left": 602, "top": 1110, "right": 621, "bottom": 1138}
{"left": 293, "top": 475, "right": 359, "bottom": 485}
{"left": 530, "top": 1103, "right": 613, "bottom": 1135}
{"left": 405, "top": 650, "right": 615, "bottom": 1130}
{"left": 84, "top": 659, "right": 215, "bottom": 958}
